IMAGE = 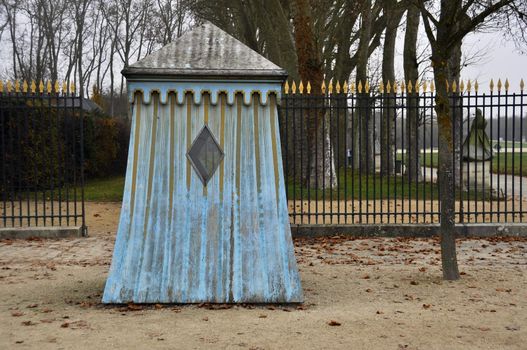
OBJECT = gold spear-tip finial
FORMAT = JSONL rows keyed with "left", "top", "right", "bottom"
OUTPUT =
{"left": 505, "top": 78, "right": 510, "bottom": 92}
{"left": 415, "top": 80, "right": 420, "bottom": 93}
{"left": 474, "top": 80, "right": 479, "bottom": 93}
{"left": 459, "top": 80, "right": 465, "bottom": 93}
{"left": 336, "top": 80, "right": 341, "bottom": 94}
{"left": 407, "top": 80, "right": 413, "bottom": 93}
{"left": 54, "top": 80, "right": 60, "bottom": 93}
{"left": 430, "top": 80, "right": 435, "bottom": 93}
{"left": 7, "top": 80, "right": 12, "bottom": 93}
{"left": 379, "top": 81, "right": 384, "bottom": 94}
{"left": 452, "top": 80, "right": 457, "bottom": 93}
{"left": 422, "top": 80, "right": 428, "bottom": 93}
{"left": 489, "top": 79, "right": 494, "bottom": 92}
{"left": 328, "top": 79, "right": 334, "bottom": 94}
{"left": 14, "top": 80, "right": 20, "bottom": 93}
{"left": 46, "top": 81, "right": 52, "bottom": 94}
{"left": 284, "top": 80, "right": 290, "bottom": 94}
{"left": 350, "top": 81, "right": 356, "bottom": 94}
{"left": 386, "top": 80, "right": 392, "bottom": 93}
{"left": 321, "top": 80, "right": 326, "bottom": 94}
{"left": 400, "top": 80, "right": 406, "bottom": 94}
{"left": 39, "top": 80, "right": 44, "bottom": 93}
{"left": 291, "top": 80, "right": 297, "bottom": 94}
{"left": 22, "top": 80, "right": 28, "bottom": 93}
{"left": 299, "top": 80, "right": 304, "bottom": 94}
{"left": 307, "top": 81, "right": 311, "bottom": 94}
{"left": 466, "top": 80, "right": 472, "bottom": 93}
{"left": 521, "top": 79, "right": 525, "bottom": 91}
{"left": 62, "top": 81, "right": 67, "bottom": 94}
{"left": 30, "top": 80, "right": 36, "bottom": 93}
{"left": 343, "top": 81, "right": 348, "bottom": 94}
{"left": 357, "top": 80, "right": 363, "bottom": 94}
{"left": 365, "top": 80, "right": 370, "bottom": 93}
{"left": 497, "top": 78, "right": 502, "bottom": 92}
{"left": 70, "top": 82, "right": 75, "bottom": 94}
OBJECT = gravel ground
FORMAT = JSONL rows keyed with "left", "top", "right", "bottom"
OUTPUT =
{"left": 0, "top": 202, "right": 525, "bottom": 349}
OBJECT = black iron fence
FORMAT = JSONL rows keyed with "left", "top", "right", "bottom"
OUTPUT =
{"left": 279, "top": 79, "right": 526, "bottom": 226}
{"left": 0, "top": 81, "right": 86, "bottom": 234}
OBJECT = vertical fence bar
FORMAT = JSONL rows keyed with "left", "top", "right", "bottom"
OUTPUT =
{"left": 521, "top": 85, "right": 524, "bottom": 222}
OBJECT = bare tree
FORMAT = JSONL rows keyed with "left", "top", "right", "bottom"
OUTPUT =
{"left": 381, "top": 0, "right": 405, "bottom": 175}
{"left": 404, "top": 2, "right": 422, "bottom": 182}
{"left": 416, "top": 0, "right": 527, "bottom": 280}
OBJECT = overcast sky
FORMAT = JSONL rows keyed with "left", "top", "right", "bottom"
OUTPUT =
{"left": 0, "top": 22, "right": 524, "bottom": 94}
{"left": 462, "top": 31, "right": 526, "bottom": 91}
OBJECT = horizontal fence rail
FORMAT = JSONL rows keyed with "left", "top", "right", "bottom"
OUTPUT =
{"left": 0, "top": 80, "right": 86, "bottom": 233}
{"left": 279, "top": 79, "right": 527, "bottom": 226}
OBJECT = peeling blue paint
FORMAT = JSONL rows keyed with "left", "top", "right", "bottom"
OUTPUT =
{"left": 103, "top": 83, "right": 303, "bottom": 304}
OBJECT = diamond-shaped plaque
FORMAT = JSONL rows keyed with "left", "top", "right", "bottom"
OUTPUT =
{"left": 187, "top": 125, "right": 224, "bottom": 186}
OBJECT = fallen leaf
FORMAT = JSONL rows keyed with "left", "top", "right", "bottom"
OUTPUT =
{"left": 327, "top": 320, "right": 341, "bottom": 326}
{"left": 11, "top": 311, "right": 24, "bottom": 317}
{"left": 422, "top": 304, "right": 431, "bottom": 309}
{"left": 258, "top": 315, "right": 267, "bottom": 318}
{"left": 410, "top": 281, "right": 419, "bottom": 285}
{"left": 21, "top": 320, "right": 36, "bottom": 326}
{"left": 126, "top": 303, "right": 143, "bottom": 311}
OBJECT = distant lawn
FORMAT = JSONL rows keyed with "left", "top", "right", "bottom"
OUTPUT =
{"left": 286, "top": 169, "right": 439, "bottom": 200}
{"left": 286, "top": 169, "right": 490, "bottom": 201}
{"left": 414, "top": 152, "right": 527, "bottom": 176}
{"left": 81, "top": 171, "right": 493, "bottom": 203}
{"left": 83, "top": 176, "right": 125, "bottom": 201}
{"left": 83, "top": 173, "right": 438, "bottom": 202}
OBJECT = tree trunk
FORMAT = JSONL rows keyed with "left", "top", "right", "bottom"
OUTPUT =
{"left": 355, "top": 0, "right": 374, "bottom": 174}
{"left": 380, "top": 0, "right": 401, "bottom": 175}
{"left": 448, "top": 40, "right": 463, "bottom": 190}
{"left": 404, "top": 4, "right": 423, "bottom": 182}
{"left": 292, "top": 0, "right": 337, "bottom": 189}
{"left": 433, "top": 52, "right": 460, "bottom": 281}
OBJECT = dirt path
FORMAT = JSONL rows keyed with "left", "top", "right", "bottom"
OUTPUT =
{"left": 1, "top": 212, "right": 526, "bottom": 349}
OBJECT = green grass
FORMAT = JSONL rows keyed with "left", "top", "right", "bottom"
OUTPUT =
{"left": 83, "top": 176, "right": 125, "bottom": 201}
{"left": 418, "top": 152, "right": 527, "bottom": 176}
{"left": 286, "top": 168, "right": 440, "bottom": 200}
{"left": 80, "top": 170, "right": 495, "bottom": 203}
{"left": 494, "top": 140, "right": 527, "bottom": 149}
{"left": 286, "top": 168, "right": 496, "bottom": 201}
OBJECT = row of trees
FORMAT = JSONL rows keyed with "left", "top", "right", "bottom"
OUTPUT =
{"left": 0, "top": 0, "right": 193, "bottom": 115}
{"left": 1, "top": 0, "right": 526, "bottom": 279}
{"left": 193, "top": 0, "right": 527, "bottom": 281}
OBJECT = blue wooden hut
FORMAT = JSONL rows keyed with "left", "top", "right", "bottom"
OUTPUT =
{"left": 102, "top": 22, "right": 303, "bottom": 303}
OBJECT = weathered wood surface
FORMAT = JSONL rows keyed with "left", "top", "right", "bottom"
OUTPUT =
{"left": 103, "top": 89, "right": 303, "bottom": 303}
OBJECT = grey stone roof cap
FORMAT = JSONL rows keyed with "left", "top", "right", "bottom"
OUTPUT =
{"left": 123, "top": 22, "right": 287, "bottom": 80}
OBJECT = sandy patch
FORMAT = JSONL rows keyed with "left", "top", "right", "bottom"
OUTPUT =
{"left": 0, "top": 229, "right": 525, "bottom": 349}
